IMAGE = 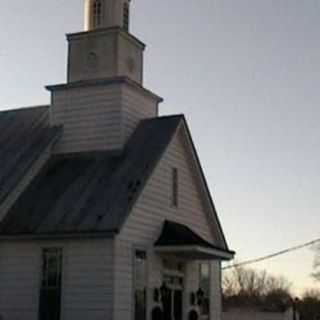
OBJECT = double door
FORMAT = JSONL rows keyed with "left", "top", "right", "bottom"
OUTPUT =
{"left": 162, "top": 275, "right": 183, "bottom": 320}
{"left": 163, "top": 289, "right": 182, "bottom": 320}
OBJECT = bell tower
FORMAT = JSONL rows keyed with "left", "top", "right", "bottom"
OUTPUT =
{"left": 47, "top": 0, "right": 162, "bottom": 154}
{"left": 84, "top": 0, "right": 131, "bottom": 31}
{"left": 67, "top": 0, "right": 142, "bottom": 84}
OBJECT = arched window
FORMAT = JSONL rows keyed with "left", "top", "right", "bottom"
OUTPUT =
{"left": 123, "top": 3, "right": 130, "bottom": 32}
{"left": 92, "top": 0, "right": 103, "bottom": 28}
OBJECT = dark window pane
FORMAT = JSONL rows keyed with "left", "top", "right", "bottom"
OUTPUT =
{"left": 135, "top": 250, "right": 147, "bottom": 320}
{"left": 163, "top": 290, "right": 172, "bottom": 320}
{"left": 135, "top": 290, "right": 146, "bottom": 320}
{"left": 199, "top": 263, "right": 210, "bottom": 317}
{"left": 93, "top": 0, "right": 103, "bottom": 28}
{"left": 171, "top": 168, "right": 179, "bottom": 207}
{"left": 174, "top": 290, "right": 183, "bottom": 320}
{"left": 39, "top": 248, "right": 62, "bottom": 320}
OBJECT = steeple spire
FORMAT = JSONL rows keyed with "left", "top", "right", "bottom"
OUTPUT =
{"left": 84, "top": 0, "right": 131, "bottom": 31}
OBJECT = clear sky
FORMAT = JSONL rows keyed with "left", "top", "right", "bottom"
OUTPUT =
{"left": 1, "top": 0, "right": 319, "bottom": 294}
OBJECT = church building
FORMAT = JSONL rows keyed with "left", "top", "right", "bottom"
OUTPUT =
{"left": 0, "top": 1, "right": 234, "bottom": 320}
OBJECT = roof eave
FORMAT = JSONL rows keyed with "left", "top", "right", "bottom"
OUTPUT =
{"left": 0, "top": 230, "right": 119, "bottom": 241}
{"left": 155, "top": 245, "right": 235, "bottom": 261}
{"left": 180, "top": 117, "right": 234, "bottom": 253}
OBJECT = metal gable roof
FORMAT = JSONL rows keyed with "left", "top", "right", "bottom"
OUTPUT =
{"left": 0, "top": 108, "right": 232, "bottom": 255}
{"left": 0, "top": 106, "right": 62, "bottom": 205}
{"left": 0, "top": 114, "right": 183, "bottom": 237}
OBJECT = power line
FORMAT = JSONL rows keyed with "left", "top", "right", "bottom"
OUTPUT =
{"left": 222, "top": 238, "right": 320, "bottom": 270}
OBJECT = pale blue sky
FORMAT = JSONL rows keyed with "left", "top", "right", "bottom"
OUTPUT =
{"left": 1, "top": 1, "right": 319, "bottom": 294}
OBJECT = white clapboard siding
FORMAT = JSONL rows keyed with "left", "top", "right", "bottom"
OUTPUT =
{"left": 51, "top": 85, "right": 123, "bottom": 154}
{"left": 0, "top": 239, "right": 114, "bottom": 320}
{"left": 117, "top": 36, "right": 143, "bottom": 84}
{"left": 50, "top": 82, "right": 159, "bottom": 154}
{"left": 184, "top": 261, "right": 199, "bottom": 319}
{"left": 114, "top": 126, "right": 222, "bottom": 320}
{"left": 121, "top": 84, "right": 159, "bottom": 143}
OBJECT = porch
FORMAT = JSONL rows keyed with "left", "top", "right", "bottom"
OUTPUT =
{"left": 137, "top": 220, "right": 234, "bottom": 320}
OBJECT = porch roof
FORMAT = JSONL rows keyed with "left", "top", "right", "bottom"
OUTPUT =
{"left": 154, "top": 221, "right": 235, "bottom": 261}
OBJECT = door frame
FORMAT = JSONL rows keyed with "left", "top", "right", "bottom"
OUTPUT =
{"left": 162, "top": 259, "right": 185, "bottom": 320}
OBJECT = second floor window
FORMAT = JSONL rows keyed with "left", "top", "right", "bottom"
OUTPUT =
{"left": 171, "top": 168, "right": 179, "bottom": 208}
{"left": 93, "top": 0, "right": 103, "bottom": 28}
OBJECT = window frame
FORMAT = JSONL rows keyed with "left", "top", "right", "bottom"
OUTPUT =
{"left": 133, "top": 248, "right": 148, "bottom": 320}
{"left": 39, "top": 247, "right": 63, "bottom": 320}
{"left": 171, "top": 167, "right": 179, "bottom": 208}
{"left": 199, "top": 262, "right": 211, "bottom": 319}
{"left": 92, "top": 0, "right": 103, "bottom": 29}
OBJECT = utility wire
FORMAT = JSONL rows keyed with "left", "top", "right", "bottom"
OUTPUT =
{"left": 222, "top": 238, "right": 320, "bottom": 270}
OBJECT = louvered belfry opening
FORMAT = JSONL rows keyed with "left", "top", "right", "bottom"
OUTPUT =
{"left": 123, "top": 2, "right": 130, "bottom": 31}
{"left": 92, "top": 0, "right": 103, "bottom": 28}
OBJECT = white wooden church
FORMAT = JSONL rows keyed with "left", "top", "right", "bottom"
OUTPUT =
{"left": 0, "top": 1, "right": 234, "bottom": 320}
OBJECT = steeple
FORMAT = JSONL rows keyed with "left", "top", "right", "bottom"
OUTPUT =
{"left": 47, "top": 0, "right": 162, "bottom": 155}
{"left": 67, "top": 0, "right": 142, "bottom": 84}
{"left": 84, "top": 0, "right": 131, "bottom": 31}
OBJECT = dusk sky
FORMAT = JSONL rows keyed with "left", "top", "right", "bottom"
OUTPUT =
{"left": 1, "top": 0, "right": 319, "bottom": 294}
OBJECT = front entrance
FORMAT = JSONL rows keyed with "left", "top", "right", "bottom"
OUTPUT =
{"left": 163, "top": 287, "right": 183, "bottom": 320}
{"left": 162, "top": 260, "right": 184, "bottom": 320}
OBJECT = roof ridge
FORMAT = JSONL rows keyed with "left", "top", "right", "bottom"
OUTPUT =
{"left": 144, "top": 114, "right": 185, "bottom": 122}
{"left": 0, "top": 105, "right": 50, "bottom": 114}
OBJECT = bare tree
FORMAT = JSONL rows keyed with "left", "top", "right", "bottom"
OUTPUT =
{"left": 303, "top": 289, "right": 320, "bottom": 299}
{"left": 223, "top": 266, "right": 291, "bottom": 296}
{"left": 222, "top": 266, "right": 292, "bottom": 311}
